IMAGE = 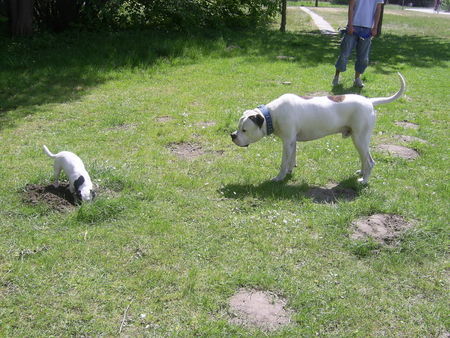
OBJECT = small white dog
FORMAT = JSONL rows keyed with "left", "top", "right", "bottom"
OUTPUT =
{"left": 43, "top": 145, "right": 95, "bottom": 201}
{"left": 231, "top": 73, "right": 406, "bottom": 183}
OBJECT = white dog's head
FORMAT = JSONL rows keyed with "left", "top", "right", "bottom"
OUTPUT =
{"left": 74, "top": 175, "right": 95, "bottom": 202}
{"left": 231, "top": 110, "right": 266, "bottom": 147}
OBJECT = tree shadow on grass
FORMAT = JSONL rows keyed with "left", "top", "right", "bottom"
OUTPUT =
{"left": 220, "top": 176, "right": 362, "bottom": 203}
{"left": 1, "top": 28, "right": 448, "bottom": 130}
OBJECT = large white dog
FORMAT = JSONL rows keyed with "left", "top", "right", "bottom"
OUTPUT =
{"left": 43, "top": 145, "right": 95, "bottom": 201}
{"left": 231, "top": 73, "right": 406, "bottom": 183}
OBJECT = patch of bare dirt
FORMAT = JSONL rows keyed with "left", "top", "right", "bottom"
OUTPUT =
{"left": 155, "top": 116, "right": 173, "bottom": 123}
{"left": 393, "top": 135, "right": 427, "bottom": 144}
{"left": 229, "top": 289, "right": 291, "bottom": 331}
{"left": 107, "top": 123, "right": 137, "bottom": 131}
{"left": 22, "top": 183, "right": 76, "bottom": 212}
{"left": 195, "top": 121, "right": 216, "bottom": 128}
{"left": 167, "top": 142, "right": 205, "bottom": 160}
{"left": 377, "top": 144, "right": 420, "bottom": 160}
{"left": 276, "top": 55, "right": 295, "bottom": 60}
{"left": 395, "top": 121, "right": 419, "bottom": 129}
{"left": 167, "top": 141, "right": 225, "bottom": 160}
{"left": 306, "top": 183, "right": 357, "bottom": 203}
{"left": 351, "top": 214, "right": 414, "bottom": 245}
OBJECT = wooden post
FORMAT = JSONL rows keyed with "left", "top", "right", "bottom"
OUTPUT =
{"left": 9, "top": 0, "right": 34, "bottom": 36}
{"left": 377, "top": 0, "right": 385, "bottom": 36}
{"left": 280, "top": 0, "right": 287, "bottom": 32}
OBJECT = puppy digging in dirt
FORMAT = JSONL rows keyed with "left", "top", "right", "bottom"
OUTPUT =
{"left": 43, "top": 145, "right": 96, "bottom": 202}
{"left": 231, "top": 73, "right": 406, "bottom": 184}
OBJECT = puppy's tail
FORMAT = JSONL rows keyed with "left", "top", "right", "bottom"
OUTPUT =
{"left": 369, "top": 72, "right": 406, "bottom": 107}
{"left": 42, "top": 145, "right": 56, "bottom": 158}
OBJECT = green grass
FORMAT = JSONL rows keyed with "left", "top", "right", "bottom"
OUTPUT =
{"left": 1, "top": 7, "right": 449, "bottom": 336}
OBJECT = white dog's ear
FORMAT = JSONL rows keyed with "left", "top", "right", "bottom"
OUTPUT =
{"left": 249, "top": 114, "right": 264, "bottom": 128}
{"left": 74, "top": 175, "right": 85, "bottom": 191}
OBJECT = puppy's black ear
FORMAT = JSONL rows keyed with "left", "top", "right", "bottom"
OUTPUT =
{"left": 74, "top": 175, "right": 85, "bottom": 191}
{"left": 249, "top": 114, "right": 264, "bottom": 128}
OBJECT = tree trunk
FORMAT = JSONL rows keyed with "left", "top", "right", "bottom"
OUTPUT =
{"left": 377, "top": 0, "right": 385, "bottom": 36}
{"left": 9, "top": 0, "right": 34, "bottom": 36}
{"left": 315, "top": 0, "right": 319, "bottom": 7}
{"left": 280, "top": 0, "right": 287, "bottom": 32}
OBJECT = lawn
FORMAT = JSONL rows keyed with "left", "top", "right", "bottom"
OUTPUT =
{"left": 0, "top": 6, "right": 449, "bottom": 336}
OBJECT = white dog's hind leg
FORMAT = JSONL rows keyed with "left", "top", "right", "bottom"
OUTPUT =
{"left": 273, "top": 139, "right": 296, "bottom": 181}
{"left": 352, "top": 132, "right": 375, "bottom": 184}
{"left": 53, "top": 163, "right": 62, "bottom": 188}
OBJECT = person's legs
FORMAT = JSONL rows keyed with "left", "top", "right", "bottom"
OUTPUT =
{"left": 333, "top": 34, "right": 357, "bottom": 85}
{"left": 354, "top": 37, "right": 372, "bottom": 87}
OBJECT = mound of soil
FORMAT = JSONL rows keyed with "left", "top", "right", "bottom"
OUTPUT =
{"left": 195, "top": 121, "right": 216, "bottom": 128}
{"left": 155, "top": 116, "right": 173, "bottom": 123}
{"left": 351, "top": 214, "right": 414, "bottom": 245}
{"left": 395, "top": 121, "right": 419, "bottom": 129}
{"left": 229, "top": 289, "right": 291, "bottom": 331}
{"left": 168, "top": 142, "right": 205, "bottom": 160}
{"left": 306, "top": 183, "right": 357, "bottom": 204}
{"left": 23, "top": 183, "right": 76, "bottom": 212}
{"left": 377, "top": 144, "right": 419, "bottom": 160}
{"left": 393, "top": 135, "right": 427, "bottom": 144}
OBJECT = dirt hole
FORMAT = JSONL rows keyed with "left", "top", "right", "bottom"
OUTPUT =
{"left": 22, "top": 183, "right": 76, "bottom": 212}
{"left": 351, "top": 214, "right": 414, "bottom": 245}
{"left": 167, "top": 142, "right": 224, "bottom": 160}
{"left": 393, "top": 135, "right": 427, "bottom": 144}
{"left": 167, "top": 142, "right": 205, "bottom": 160}
{"left": 395, "top": 121, "right": 419, "bottom": 129}
{"left": 107, "top": 123, "right": 137, "bottom": 131}
{"left": 306, "top": 182, "right": 357, "bottom": 203}
{"left": 155, "top": 116, "right": 173, "bottom": 123}
{"left": 377, "top": 144, "right": 420, "bottom": 160}
{"left": 195, "top": 121, "right": 216, "bottom": 128}
{"left": 229, "top": 288, "right": 291, "bottom": 331}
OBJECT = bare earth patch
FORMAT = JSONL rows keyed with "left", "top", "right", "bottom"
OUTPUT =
{"left": 167, "top": 142, "right": 205, "bottom": 160}
{"left": 395, "top": 121, "right": 419, "bottom": 129}
{"left": 351, "top": 214, "right": 414, "bottom": 245}
{"left": 22, "top": 183, "right": 76, "bottom": 212}
{"left": 377, "top": 144, "right": 420, "bottom": 160}
{"left": 167, "top": 141, "right": 225, "bottom": 160}
{"left": 155, "top": 116, "right": 173, "bottom": 123}
{"left": 229, "top": 289, "right": 291, "bottom": 331}
{"left": 195, "top": 121, "right": 216, "bottom": 128}
{"left": 306, "top": 182, "right": 357, "bottom": 203}
{"left": 393, "top": 135, "right": 427, "bottom": 144}
{"left": 107, "top": 123, "right": 137, "bottom": 131}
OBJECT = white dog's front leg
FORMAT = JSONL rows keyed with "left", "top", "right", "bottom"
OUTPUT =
{"left": 273, "top": 138, "right": 296, "bottom": 181}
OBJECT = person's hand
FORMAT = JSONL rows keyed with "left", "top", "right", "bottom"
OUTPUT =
{"left": 371, "top": 27, "right": 378, "bottom": 37}
{"left": 347, "top": 25, "right": 354, "bottom": 35}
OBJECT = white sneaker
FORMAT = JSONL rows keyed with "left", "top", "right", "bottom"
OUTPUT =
{"left": 354, "top": 77, "right": 365, "bottom": 88}
{"left": 332, "top": 76, "right": 340, "bottom": 86}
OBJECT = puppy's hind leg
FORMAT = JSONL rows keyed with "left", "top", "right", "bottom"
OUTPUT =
{"left": 53, "top": 163, "right": 62, "bottom": 188}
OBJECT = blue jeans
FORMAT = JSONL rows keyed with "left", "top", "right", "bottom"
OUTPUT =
{"left": 335, "top": 27, "right": 372, "bottom": 74}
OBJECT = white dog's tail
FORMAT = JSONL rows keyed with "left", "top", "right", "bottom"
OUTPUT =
{"left": 369, "top": 72, "right": 406, "bottom": 107}
{"left": 42, "top": 145, "right": 56, "bottom": 158}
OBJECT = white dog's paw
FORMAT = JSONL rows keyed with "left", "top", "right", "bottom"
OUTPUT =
{"left": 357, "top": 177, "right": 369, "bottom": 185}
{"left": 355, "top": 170, "right": 362, "bottom": 176}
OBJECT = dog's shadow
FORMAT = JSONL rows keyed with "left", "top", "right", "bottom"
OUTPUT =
{"left": 220, "top": 176, "right": 362, "bottom": 204}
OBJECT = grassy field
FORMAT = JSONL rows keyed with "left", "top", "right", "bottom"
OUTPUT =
{"left": 0, "top": 6, "right": 449, "bottom": 336}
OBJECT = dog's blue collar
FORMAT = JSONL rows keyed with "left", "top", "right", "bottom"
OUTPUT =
{"left": 257, "top": 104, "right": 274, "bottom": 135}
